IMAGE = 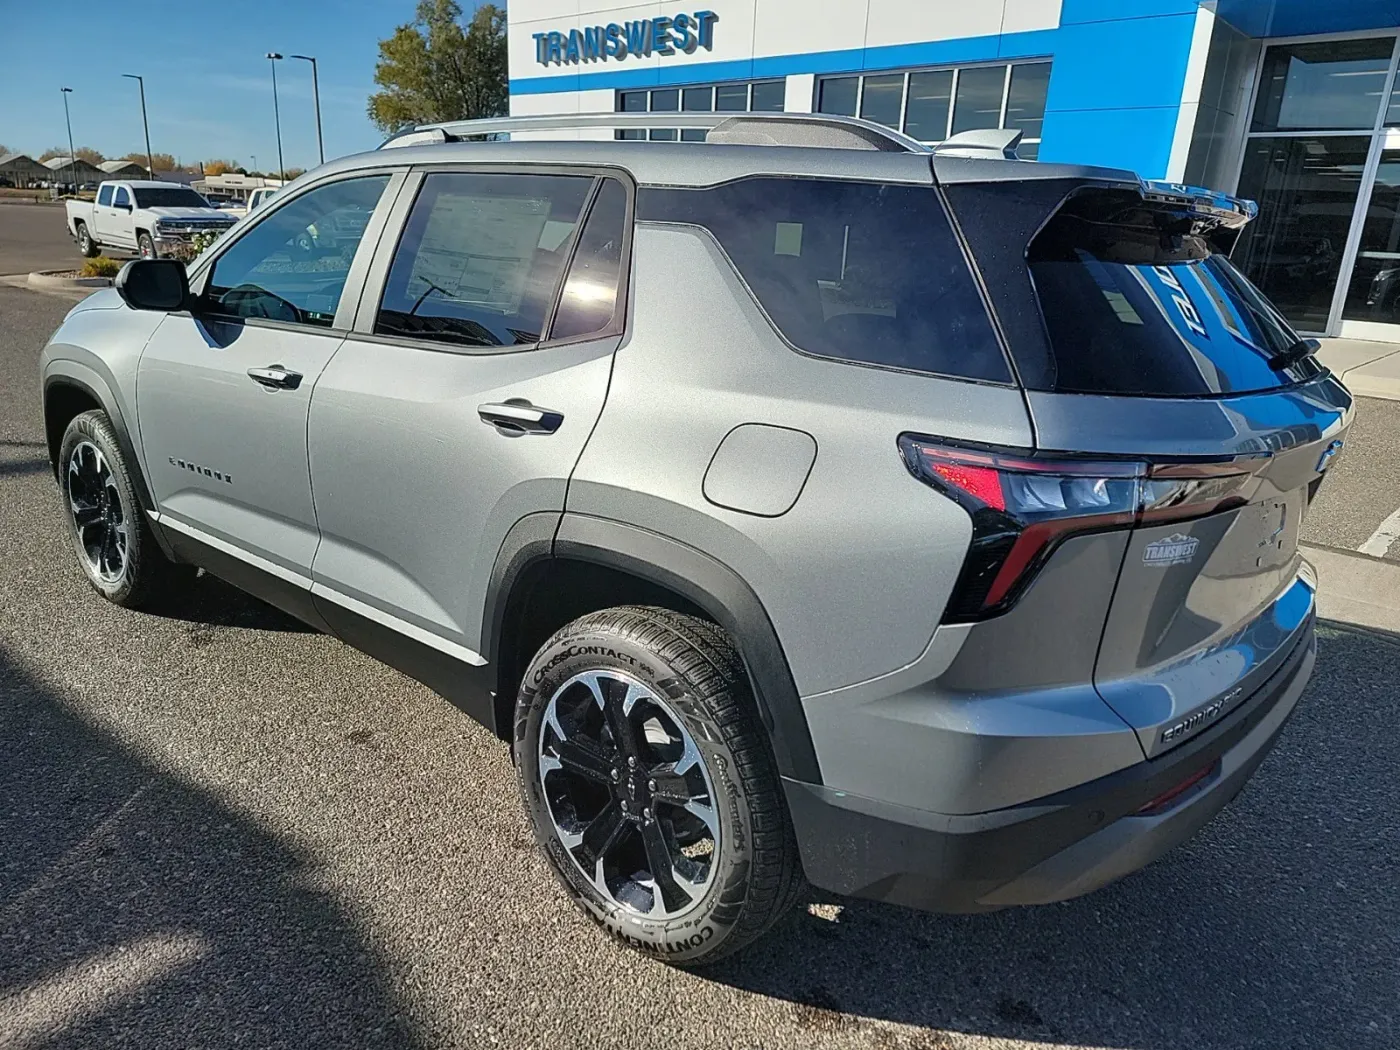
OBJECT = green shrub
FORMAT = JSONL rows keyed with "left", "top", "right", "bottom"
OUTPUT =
{"left": 80, "top": 256, "right": 122, "bottom": 279}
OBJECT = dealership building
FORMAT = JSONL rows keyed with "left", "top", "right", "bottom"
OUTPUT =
{"left": 508, "top": 0, "right": 1400, "bottom": 341}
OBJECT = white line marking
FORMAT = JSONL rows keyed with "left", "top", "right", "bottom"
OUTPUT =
{"left": 1359, "top": 506, "right": 1400, "bottom": 558}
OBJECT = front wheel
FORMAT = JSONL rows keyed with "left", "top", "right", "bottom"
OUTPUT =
{"left": 515, "top": 606, "right": 803, "bottom": 966}
{"left": 58, "top": 410, "right": 192, "bottom": 608}
{"left": 137, "top": 232, "right": 157, "bottom": 259}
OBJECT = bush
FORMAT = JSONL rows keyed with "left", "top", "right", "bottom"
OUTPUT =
{"left": 163, "top": 229, "right": 225, "bottom": 265}
{"left": 80, "top": 256, "right": 122, "bottom": 279}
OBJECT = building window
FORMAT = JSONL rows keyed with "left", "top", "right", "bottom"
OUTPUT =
{"left": 615, "top": 79, "right": 786, "bottom": 141}
{"left": 816, "top": 61, "right": 1050, "bottom": 159}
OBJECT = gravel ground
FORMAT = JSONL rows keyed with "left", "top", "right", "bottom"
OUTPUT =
{"left": 1, "top": 285, "right": 1397, "bottom": 1050}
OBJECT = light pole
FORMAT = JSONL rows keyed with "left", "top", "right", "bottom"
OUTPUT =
{"left": 290, "top": 54, "right": 323, "bottom": 165}
{"left": 59, "top": 87, "right": 77, "bottom": 195}
{"left": 121, "top": 74, "right": 155, "bottom": 176}
{"left": 266, "top": 52, "right": 285, "bottom": 183}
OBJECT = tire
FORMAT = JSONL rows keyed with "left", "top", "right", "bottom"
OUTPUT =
{"left": 516, "top": 605, "right": 803, "bottom": 966}
{"left": 76, "top": 222, "right": 99, "bottom": 258}
{"left": 137, "top": 232, "right": 157, "bottom": 259}
{"left": 58, "top": 410, "right": 192, "bottom": 608}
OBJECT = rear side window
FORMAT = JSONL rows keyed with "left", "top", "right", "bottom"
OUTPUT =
{"left": 376, "top": 172, "right": 595, "bottom": 349}
{"left": 1027, "top": 190, "right": 1317, "bottom": 396}
{"left": 548, "top": 178, "right": 628, "bottom": 342}
{"left": 637, "top": 178, "right": 1011, "bottom": 383}
{"left": 97, "top": 185, "right": 113, "bottom": 207}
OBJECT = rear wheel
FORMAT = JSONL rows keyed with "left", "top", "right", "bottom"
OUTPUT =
{"left": 137, "top": 232, "right": 156, "bottom": 259}
{"left": 58, "top": 410, "right": 192, "bottom": 608}
{"left": 76, "top": 222, "right": 99, "bottom": 258}
{"left": 515, "top": 606, "right": 803, "bottom": 965}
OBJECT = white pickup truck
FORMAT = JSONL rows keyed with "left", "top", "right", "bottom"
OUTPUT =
{"left": 66, "top": 180, "right": 238, "bottom": 259}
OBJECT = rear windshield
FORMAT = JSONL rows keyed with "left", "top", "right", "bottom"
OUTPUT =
{"left": 1029, "top": 191, "right": 1312, "bottom": 396}
{"left": 638, "top": 178, "right": 1011, "bottom": 384}
{"left": 132, "top": 187, "right": 208, "bottom": 208}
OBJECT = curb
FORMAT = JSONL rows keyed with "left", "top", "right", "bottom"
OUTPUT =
{"left": 1302, "top": 543, "right": 1400, "bottom": 634}
{"left": 27, "top": 270, "right": 112, "bottom": 290}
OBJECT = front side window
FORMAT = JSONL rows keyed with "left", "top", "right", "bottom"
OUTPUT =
{"left": 113, "top": 187, "right": 130, "bottom": 208}
{"left": 375, "top": 172, "right": 594, "bottom": 348}
{"left": 638, "top": 178, "right": 1010, "bottom": 383}
{"left": 97, "top": 185, "right": 113, "bottom": 207}
{"left": 206, "top": 175, "right": 390, "bottom": 327}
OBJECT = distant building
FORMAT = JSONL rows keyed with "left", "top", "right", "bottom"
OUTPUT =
{"left": 191, "top": 171, "right": 284, "bottom": 202}
{"left": 42, "top": 155, "right": 105, "bottom": 188}
{"left": 98, "top": 159, "right": 150, "bottom": 178}
{"left": 0, "top": 152, "right": 47, "bottom": 188}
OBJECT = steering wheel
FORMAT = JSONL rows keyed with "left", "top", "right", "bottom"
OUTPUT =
{"left": 221, "top": 283, "right": 300, "bottom": 324}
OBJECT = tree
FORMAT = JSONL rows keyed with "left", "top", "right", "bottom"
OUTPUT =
{"left": 203, "top": 159, "right": 239, "bottom": 176}
{"left": 283, "top": 167, "right": 307, "bottom": 181}
{"left": 123, "top": 151, "right": 177, "bottom": 171}
{"left": 367, "top": 0, "right": 507, "bottom": 133}
{"left": 38, "top": 145, "right": 104, "bottom": 164}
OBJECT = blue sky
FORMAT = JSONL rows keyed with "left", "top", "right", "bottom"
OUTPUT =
{"left": 0, "top": 0, "right": 481, "bottom": 172}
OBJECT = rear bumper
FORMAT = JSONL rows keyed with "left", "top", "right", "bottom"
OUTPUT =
{"left": 785, "top": 618, "right": 1315, "bottom": 912}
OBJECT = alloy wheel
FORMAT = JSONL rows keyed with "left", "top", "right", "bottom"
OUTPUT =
{"left": 67, "top": 440, "right": 128, "bottom": 584}
{"left": 538, "top": 669, "right": 721, "bottom": 919}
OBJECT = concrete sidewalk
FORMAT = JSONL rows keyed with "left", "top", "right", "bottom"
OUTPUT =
{"left": 1318, "top": 338, "right": 1400, "bottom": 400}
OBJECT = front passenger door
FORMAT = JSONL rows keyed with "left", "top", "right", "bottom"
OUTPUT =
{"left": 137, "top": 172, "right": 402, "bottom": 608}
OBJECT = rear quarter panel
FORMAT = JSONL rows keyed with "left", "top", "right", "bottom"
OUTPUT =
{"left": 567, "top": 223, "right": 1034, "bottom": 697}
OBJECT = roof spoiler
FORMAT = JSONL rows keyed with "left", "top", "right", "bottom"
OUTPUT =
{"left": 1138, "top": 180, "right": 1258, "bottom": 230}
{"left": 930, "top": 128, "right": 1024, "bottom": 159}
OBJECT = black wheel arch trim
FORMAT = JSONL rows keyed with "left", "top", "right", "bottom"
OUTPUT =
{"left": 486, "top": 512, "right": 822, "bottom": 784}
{"left": 42, "top": 366, "right": 177, "bottom": 561}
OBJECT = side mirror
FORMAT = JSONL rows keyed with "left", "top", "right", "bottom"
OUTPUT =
{"left": 115, "top": 259, "right": 190, "bottom": 312}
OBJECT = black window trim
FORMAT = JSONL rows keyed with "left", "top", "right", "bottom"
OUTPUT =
{"left": 183, "top": 168, "right": 410, "bottom": 334}
{"left": 636, "top": 174, "right": 1019, "bottom": 389}
{"left": 351, "top": 161, "right": 636, "bottom": 357}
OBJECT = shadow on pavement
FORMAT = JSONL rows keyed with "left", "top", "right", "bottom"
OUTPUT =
{"left": 709, "top": 622, "right": 1400, "bottom": 1050}
{"left": 0, "top": 647, "right": 422, "bottom": 1049}
{"left": 143, "top": 571, "right": 317, "bottom": 633}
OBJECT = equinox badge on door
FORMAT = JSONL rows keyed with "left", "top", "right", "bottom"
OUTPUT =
{"left": 1143, "top": 533, "right": 1199, "bottom": 567}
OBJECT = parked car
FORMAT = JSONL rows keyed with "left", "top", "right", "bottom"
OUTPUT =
{"left": 39, "top": 114, "right": 1351, "bottom": 966}
{"left": 65, "top": 180, "right": 238, "bottom": 259}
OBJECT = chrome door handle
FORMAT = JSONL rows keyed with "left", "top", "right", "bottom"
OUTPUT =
{"left": 247, "top": 365, "right": 303, "bottom": 390}
{"left": 478, "top": 401, "right": 564, "bottom": 434}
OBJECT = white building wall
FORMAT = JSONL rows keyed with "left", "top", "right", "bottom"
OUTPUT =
{"left": 509, "top": 0, "right": 1065, "bottom": 105}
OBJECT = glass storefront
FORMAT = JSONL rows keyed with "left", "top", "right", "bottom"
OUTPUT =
{"left": 1235, "top": 35, "right": 1400, "bottom": 337}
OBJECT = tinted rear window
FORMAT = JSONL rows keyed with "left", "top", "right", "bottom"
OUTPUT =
{"left": 1028, "top": 191, "right": 1319, "bottom": 396}
{"left": 638, "top": 178, "right": 1011, "bottom": 384}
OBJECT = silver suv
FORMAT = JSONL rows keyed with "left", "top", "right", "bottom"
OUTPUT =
{"left": 39, "top": 114, "right": 1352, "bottom": 966}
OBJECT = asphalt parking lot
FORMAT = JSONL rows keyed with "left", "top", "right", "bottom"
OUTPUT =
{"left": 0, "top": 204, "right": 91, "bottom": 276}
{"left": 2, "top": 282, "right": 1398, "bottom": 1050}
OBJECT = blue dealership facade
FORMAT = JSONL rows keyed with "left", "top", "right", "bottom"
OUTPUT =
{"left": 509, "top": 0, "right": 1400, "bottom": 339}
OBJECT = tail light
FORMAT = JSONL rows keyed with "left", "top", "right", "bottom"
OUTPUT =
{"left": 898, "top": 436, "right": 1260, "bottom": 622}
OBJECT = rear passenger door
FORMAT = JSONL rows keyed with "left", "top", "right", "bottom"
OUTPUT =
{"left": 307, "top": 168, "right": 630, "bottom": 672}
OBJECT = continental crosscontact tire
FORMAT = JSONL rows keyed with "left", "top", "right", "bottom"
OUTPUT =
{"left": 515, "top": 605, "right": 804, "bottom": 965}
{"left": 58, "top": 410, "right": 193, "bottom": 609}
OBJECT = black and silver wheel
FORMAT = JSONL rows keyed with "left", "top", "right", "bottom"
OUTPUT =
{"left": 137, "top": 232, "right": 157, "bottom": 259}
{"left": 76, "top": 222, "right": 99, "bottom": 258}
{"left": 58, "top": 410, "right": 191, "bottom": 608}
{"left": 516, "top": 606, "right": 803, "bottom": 965}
